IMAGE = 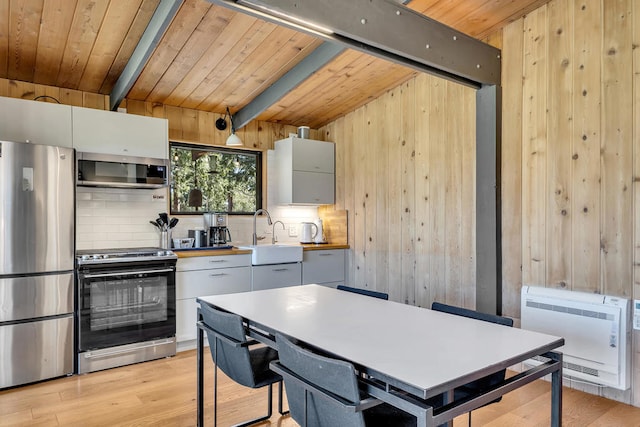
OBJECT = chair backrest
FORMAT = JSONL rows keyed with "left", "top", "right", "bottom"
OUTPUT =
{"left": 276, "top": 334, "right": 365, "bottom": 427}
{"left": 337, "top": 285, "right": 389, "bottom": 300}
{"left": 430, "top": 302, "right": 513, "bottom": 327}
{"left": 199, "top": 303, "right": 256, "bottom": 388}
{"left": 431, "top": 301, "right": 513, "bottom": 395}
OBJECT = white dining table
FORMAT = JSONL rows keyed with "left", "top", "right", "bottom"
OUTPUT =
{"left": 196, "top": 284, "right": 564, "bottom": 426}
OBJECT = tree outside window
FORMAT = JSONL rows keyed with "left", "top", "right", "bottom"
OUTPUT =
{"left": 170, "top": 143, "right": 261, "bottom": 214}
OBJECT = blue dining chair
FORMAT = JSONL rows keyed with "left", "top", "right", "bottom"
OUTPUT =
{"left": 431, "top": 301, "right": 514, "bottom": 426}
{"left": 271, "top": 333, "right": 417, "bottom": 427}
{"left": 199, "top": 303, "right": 288, "bottom": 426}
{"left": 337, "top": 285, "right": 389, "bottom": 300}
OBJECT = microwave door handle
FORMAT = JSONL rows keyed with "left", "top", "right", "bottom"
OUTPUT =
{"left": 83, "top": 268, "right": 174, "bottom": 278}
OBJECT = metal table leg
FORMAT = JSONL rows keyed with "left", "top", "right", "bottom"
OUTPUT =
{"left": 550, "top": 352, "right": 563, "bottom": 427}
{"left": 197, "top": 311, "right": 204, "bottom": 426}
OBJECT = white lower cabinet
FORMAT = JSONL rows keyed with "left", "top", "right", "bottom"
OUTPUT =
{"left": 175, "top": 254, "right": 251, "bottom": 346}
{"left": 302, "top": 249, "right": 345, "bottom": 288}
{"left": 251, "top": 263, "right": 302, "bottom": 291}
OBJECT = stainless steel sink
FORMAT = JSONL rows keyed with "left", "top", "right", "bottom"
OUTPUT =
{"left": 238, "top": 244, "right": 303, "bottom": 265}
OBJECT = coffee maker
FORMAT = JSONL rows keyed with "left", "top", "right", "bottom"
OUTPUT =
{"left": 208, "top": 213, "right": 232, "bottom": 246}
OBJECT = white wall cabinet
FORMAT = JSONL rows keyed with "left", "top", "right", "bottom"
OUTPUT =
{"left": 0, "top": 96, "right": 73, "bottom": 147}
{"left": 273, "top": 137, "right": 335, "bottom": 205}
{"left": 72, "top": 106, "right": 168, "bottom": 159}
{"left": 251, "top": 262, "right": 302, "bottom": 291}
{"left": 302, "top": 249, "right": 345, "bottom": 288}
{"left": 176, "top": 254, "right": 251, "bottom": 345}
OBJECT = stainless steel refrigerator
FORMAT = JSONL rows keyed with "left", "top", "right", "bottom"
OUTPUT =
{"left": 0, "top": 140, "right": 75, "bottom": 388}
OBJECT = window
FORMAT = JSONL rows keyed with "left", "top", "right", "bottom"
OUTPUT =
{"left": 169, "top": 142, "right": 261, "bottom": 215}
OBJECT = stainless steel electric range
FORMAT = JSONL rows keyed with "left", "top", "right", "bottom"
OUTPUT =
{"left": 75, "top": 248, "right": 177, "bottom": 374}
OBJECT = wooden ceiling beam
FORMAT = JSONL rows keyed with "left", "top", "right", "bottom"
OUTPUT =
{"left": 206, "top": 0, "right": 500, "bottom": 87}
{"left": 109, "top": 0, "right": 183, "bottom": 111}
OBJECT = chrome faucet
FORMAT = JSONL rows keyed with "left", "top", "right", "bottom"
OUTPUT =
{"left": 252, "top": 209, "right": 272, "bottom": 245}
{"left": 271, "top": 220, "right": 285, "bottom": 244}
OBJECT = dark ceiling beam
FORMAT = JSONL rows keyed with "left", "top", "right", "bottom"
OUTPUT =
{"left": 205, "top": 0, "right": 500, "bottom": 87}
{"left": 232, "top": 42, "right": 345, "bottom": 129}
{"left": 109, "top": 0, "right": 183, "bottom": 111}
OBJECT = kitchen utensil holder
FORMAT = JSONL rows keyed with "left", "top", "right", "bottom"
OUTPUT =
{"left": 160, "top": 230, "right": 170, "bottom": 249}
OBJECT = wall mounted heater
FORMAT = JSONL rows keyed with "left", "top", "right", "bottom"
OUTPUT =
{"left": 521, "top": 285, "right": 630, "bottom": 390}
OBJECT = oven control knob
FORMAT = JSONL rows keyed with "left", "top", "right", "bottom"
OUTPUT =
{"left": 81, "top": 255, "right": 90, "bottom": 261}
{"left": 92, "top": 255, "right": 100, "bottom": 260}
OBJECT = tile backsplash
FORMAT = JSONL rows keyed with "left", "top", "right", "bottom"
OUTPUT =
{"left": 77, "top": 187, "right": 320, "bottom": 250}
{"left": 76, "top": 187, "right": 169, "bottom": 250}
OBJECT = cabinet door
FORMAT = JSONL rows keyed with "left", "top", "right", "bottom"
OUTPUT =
{"left": 0, "top": 97, "right": 72, "bottom": 147}
{"left": 292, "top": 139, "right": 335, "bottom": 173}
{"left": 252, "top": 263, "right": 301, "bottom": 291}
{"left": 176, "top": 266, "right": 251, "bottom": 343}
{"left": 176, "top": 298, "right": 198, "bottom": 342}
{"left": 302, "top": 250, "right": 345, "bottom": 284}
{"left": 176, "top": 266, "right": 251, "bottom": 299}
{"left": 72, "top": 106, "right": 168, "bottom": 158}
{"left": 292, "top": 171, "right": 334, "bottom": 204}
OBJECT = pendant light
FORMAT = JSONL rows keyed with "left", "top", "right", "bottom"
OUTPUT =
{"left": 226, "top": 107, "right": 243, "bottom": 146}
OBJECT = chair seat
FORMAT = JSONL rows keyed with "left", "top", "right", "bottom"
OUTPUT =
{"left": 364, "top": 402, "right": 417, "bottom": 426}
{"left": 250, "top": 346, "right": 282, "bottom": 388}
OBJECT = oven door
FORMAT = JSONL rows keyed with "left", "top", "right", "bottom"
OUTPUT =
{"left": 77, "top": 263, "right": 176, "bottom": 352}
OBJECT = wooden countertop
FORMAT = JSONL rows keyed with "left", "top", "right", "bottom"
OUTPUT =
{"left": 175, "top": 248, "right": 252, "bottom": 258}
{"left": 299, "top": 243, "right": 350, "bottom": 250}
{"left": 175, "top": 244, "right": 349, "bottom": 258}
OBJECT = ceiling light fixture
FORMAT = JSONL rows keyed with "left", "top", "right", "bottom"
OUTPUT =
{"left": 224, "top": 107, "right": 243, "bottom": 147}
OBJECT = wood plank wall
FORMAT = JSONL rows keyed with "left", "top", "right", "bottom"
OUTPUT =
{"left": 319, "top": 0, "right": 639, "bottom": 406}
{"left": 319, "top": 75, "right": 477, "bottom": 308}
{"left": 497, "top": 0, "right": 639, "bottom": 405}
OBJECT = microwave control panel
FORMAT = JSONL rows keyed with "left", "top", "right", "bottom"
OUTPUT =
{"left": 634, "top": 300, "right": 640, "bottom": 330}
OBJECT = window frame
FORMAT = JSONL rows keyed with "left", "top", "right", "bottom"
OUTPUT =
{"left": 169, "top": 141, "right": 263, "bottom": 216}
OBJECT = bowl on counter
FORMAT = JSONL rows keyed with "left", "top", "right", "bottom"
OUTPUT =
{"left": 173, "top": 238, "right": 194, "bottom": 249}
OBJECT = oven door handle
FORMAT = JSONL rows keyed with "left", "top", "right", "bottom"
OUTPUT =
{"left": 83, "top": 268, "right": 175, "bottom": 279}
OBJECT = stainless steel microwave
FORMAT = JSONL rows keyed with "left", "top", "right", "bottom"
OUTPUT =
{"left": 77, "top": 152, "right": 168, "bottom": 189}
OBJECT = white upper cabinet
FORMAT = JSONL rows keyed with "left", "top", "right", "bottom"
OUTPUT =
{"left": 72, "top": 106, "right": 169, "bottom": 159}
{"left": 273, "top": 137, "right": 335, "bottom": 205}
{"left": 0, "top": 96, "right": 73, "bottom": 148}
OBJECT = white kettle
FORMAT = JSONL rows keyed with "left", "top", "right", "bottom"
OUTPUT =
{"left": 300, "top": 222, "right": 318, "bottom": 243}
{"left": 314, "top": 218, "right": 325, "bottom": 243}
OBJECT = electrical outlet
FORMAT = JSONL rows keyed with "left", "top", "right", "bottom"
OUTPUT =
{"left": 288, "top": 225, "right": 297, "bottom": 237}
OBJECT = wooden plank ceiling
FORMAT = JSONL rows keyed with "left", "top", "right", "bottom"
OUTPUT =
{"left": 0, "top": 0, "right": 550, "bottom": 129}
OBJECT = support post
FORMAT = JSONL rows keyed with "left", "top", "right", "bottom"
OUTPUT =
{"left": 476, "top": 84, "right": 502, "bottom": 315}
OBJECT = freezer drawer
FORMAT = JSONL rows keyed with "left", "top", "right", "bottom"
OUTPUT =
{"left": 0, "top": 273, "right": 73, "bottom": 322}
{"left": 0, "top": 315, "right": 74, "bottom": 388}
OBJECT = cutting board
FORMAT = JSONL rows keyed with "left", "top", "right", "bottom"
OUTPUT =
{"left": 318, "top": 207, "right": 348, "bottom": 245}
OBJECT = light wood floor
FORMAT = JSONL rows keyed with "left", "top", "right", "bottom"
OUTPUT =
{"left": 1, "top": 349, "right": 639, "bottom": 426}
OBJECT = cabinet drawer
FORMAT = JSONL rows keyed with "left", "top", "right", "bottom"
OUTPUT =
{"left": 252, "top": 263, "right": 301, "bottom": 291}
{"left": 177, "top": 254, "right": 251, "bottom": 272}
{"left": 176, "top": 266, "right": 251, "bottom": 299}
{"left": 302, "top": 250, "right": 345, "bottom": 284}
